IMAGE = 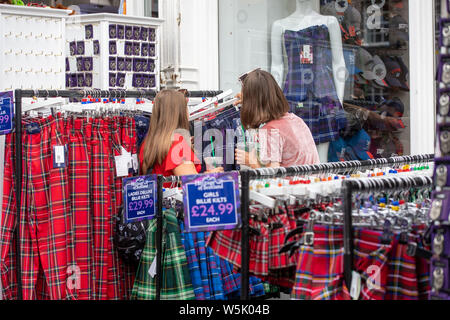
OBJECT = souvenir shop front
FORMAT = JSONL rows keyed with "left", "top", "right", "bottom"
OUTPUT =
{"left": 0, "top": 0, "right": 447, "bottom": 302}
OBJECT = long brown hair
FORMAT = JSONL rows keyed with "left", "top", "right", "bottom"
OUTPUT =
{"left": 240, "top": 69, "right": 290, "bottom": 129}
{"left": 141, "top": 89, "right": 190, "bottom": 174}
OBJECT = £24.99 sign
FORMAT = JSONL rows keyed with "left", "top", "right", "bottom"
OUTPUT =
{"left": 182, "top": 172, "right": 241, "bottom": 233}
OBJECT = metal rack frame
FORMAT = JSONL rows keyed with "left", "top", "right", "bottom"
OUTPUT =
{"left": 12, "top": 88, "right": 223, "bottom": 300}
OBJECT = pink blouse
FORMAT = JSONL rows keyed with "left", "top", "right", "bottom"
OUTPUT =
{"left": 258, "top": 113, "right": 320, "bottom": 167}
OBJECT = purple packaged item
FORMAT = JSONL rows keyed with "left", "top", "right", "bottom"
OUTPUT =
{"left": 125, "top": 58, "right": 133, "bottom": 72}
{"left": 149, "top": 28, "right": 156, "bottom": 42}
{"left": 109, "top": 41, "right": 117, "bottom": 55}
{"left": 439, "top": 55, "right": 450, "bottom": 85}
{"left": 125, "top": 41, "right": 133, "bottom": 56}
{"left": 141, "top": 27, "right": 149, "bottom": 41}
{"left": 66, "top": 58, "right": 70, "bottom": 72}
{"left": 85, "top": 24, "right": 93, "bottom": 39}
{"left": 83, "top": 57, "right": 93, "bottom": 72}
{"left": 133, "top": 58, "right": 143, "bottom": 72}
{"left": 148, "top": 59, "right": 155, "bottom": 73}
{"left": 431, "top": 258, "right": 449, "bottom": 294}
{"left": 149, "top": 44, "right": 156, "bottom": 57}
{"left": 432, "top": 227, "right": 450, "bottom": 258}
{"left": 117, "top": 57, "right": 125, "bottom": 71}
{"left": 77, "top": 74, "right": 85, "bottom": 87}
{"left": 125, "top": 26, "right": 133, "bottom": 40}
{"left": 109, "top": 73, "right": 117, "bottom": 87}
{"left": 141, "top": 59, "right": 149, "bottom": 72}
{"left": 141, "top": 43, "right": 149, "bottom": 56}
{"left": 434, "top": 161, "right": 450, "bottom": 188}
{"left": 93, "top": 40, "right": 100, "bottom": 55}
{"left": 142, "top": 74, "right": 149, "bottom": 88}
{"left": 132, "top": 73, "right": 143, "bottom": 88}
{"left": 116, "top": 73, "right": 126, "bottom": 87}
{"left": 66, "top": 73, "right": 70, "bottom": 87}
{"left": 439, "top": 90, "right": 450, "bottom": 117}
{"left": 76, "top": 41, "right": 85, "bottom": 56}
{"left": 438, "top": 125, "right": 450, "bottom": 155}
{"left": 118, "top": 25, "right": 125, "bottom": 39}
{"left": 109, "top": 24, "right": 117, "bottom": 38}
{"left": 440, "top": 19, "right": 450, "bottom": 48}
{"left": 109, "top": 57, "right": 117, "bottom": 71}
{"left": 430, "top": 191, "right": 450, "bottom": 222}
{"left": 85, "top": 73, "right": 93, "bottom": 87}
{"left": 76, "top": 57, "right": 84, "bottom": 72}
{"left": 430, "top": 292, "right": 450, "bottom": 300}
{"left": 69, "top": 41, "right": 76, "bottom": 56}
{"left": 133, "top": 42, "right": 141, "bottom": 56}
{"left": 70, "top": 74, "right": 77, "bottom": 88}
{"left": 133, "top": 26, "right": 141, "bottom": 40}
{"left": 149, "top": 75, "right": 156, "bottom": 88}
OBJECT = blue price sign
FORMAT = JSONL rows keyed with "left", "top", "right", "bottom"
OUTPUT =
{"left": 123, "top": 175, "right": 157, "bottom": 223}
{"left": 182, "top": 172, "right": 241, "bottom": 233}
{"left": 0, "top": 92, "right": 13, "bottom": 135}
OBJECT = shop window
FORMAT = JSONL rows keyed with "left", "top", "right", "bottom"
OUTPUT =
{"left": 219, "top": 0, "right": 419, "bottom": 163}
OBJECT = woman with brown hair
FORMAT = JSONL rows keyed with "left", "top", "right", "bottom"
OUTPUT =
{"left": 235, "top": 69, "right": 320, "bottom": 168}
{"left": 139, "top": 89, "right": 223, "bottom": 176}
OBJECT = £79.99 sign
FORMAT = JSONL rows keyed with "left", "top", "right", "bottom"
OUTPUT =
{"left": 182, "top": 172, "right": 241, "bottom": 233}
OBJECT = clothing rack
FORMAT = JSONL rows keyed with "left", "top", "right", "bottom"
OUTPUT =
{"left": 12, "top": 88, "right": 223, "bottom": 300}
{"left": 239, "top": 154, "right": 433, "bottom": 299}
{"left": 341, "top": 175, "right": 433, "bottom": 293}
{"left": 158, "top": 154, "right": 433, "bottom": 300}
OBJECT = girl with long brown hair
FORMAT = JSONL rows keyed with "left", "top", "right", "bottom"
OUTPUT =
{"left": 139, "top": 89, "right": 223, "bottom": 176}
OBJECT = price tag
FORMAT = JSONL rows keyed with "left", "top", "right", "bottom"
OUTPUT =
{"left": 0, "top": 92, "right": 14, "bottom": 135}
{"left": 53, "top": 145, "right": 67, "bottom": 169}
{"left": 123, "top": 175, "right": 157, "bottom": 223}
{"left": 182, "top": 172, "right": 241, "bottom": 233}
{"left": 301, "top": 45, "right": 313, "bottom": 64}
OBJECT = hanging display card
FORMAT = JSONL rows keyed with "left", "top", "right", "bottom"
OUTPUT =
{"left": 123, "top": 175, "right": 157, "bottom": 223}
{"left": 0, "top": 91, "right": 13, "bottom": 135}
{"left": 182, "top": 172, "right": 241, "bottom": 233}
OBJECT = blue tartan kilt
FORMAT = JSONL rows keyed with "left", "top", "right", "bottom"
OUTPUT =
{"left": 288, "top": 97, "right": 347, "bottom": 145}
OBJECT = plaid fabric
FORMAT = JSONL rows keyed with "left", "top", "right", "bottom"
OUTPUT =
{"left": 131, "top": 209, "right": 195, "bottom": 300}
{"left": 416, "top": 241, "right": 431, "bottom": 300}
{"left": 0, "top": 132, "right": 18, "bottom": 299}
{"left": 283, "top": 25, "right": 341, "bottom": 102}
{"left": 197, "top": 232, "right": 225, "bottom": 300}
{"left": 107, "top": 118, "right": 123, "bottom": 300}
{"left": 193, "top": 232, "right": 211, "bottom": 299}
{"left": 90, "top": 119, "right": 114, "bottom": 300}
{"left": 180, "top": 222, "right": 205, "bottom": 300}
{"left": 67, "top": 118, "right": 94, "bottom": 300}
{"left": 218, "top": 258, "right": 265, "bottom": 300}
{"left": 268, "top": 208, "right": 297, "bottom": 270}
{"left": 207, "top": 216, "right": 269, "bottom": 276}
{"left": 385, "top": 233, "right": 420, "bottom": 300}
{"left": 283, "top": 25, "right": 346, "bottom": 145}
{"left": 23, "top": 117, "right": 75, "bottom": 300}
{"left": 291, "top": 225, "right": 392, "bottom": 300}
{"left": 1, "top": 115, "right": 138, "bottom": 300}
{"left": 219, "top": 257, "right": 240, "bottom": 296}
{"left": 288, "top": 97, "right": 346, "bottom": 145}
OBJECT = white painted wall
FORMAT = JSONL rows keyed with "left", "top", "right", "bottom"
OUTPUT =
{"left": 409, "top": 0, "right": 436, "bottom": 155}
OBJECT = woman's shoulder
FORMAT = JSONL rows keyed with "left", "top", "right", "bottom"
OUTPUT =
{"left": 264, "top": 113, "right": 305, "bottom": 128}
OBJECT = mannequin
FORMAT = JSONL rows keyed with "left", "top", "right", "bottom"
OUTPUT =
{"left": 271, "top": 0, "right": 346, "bottom": 163}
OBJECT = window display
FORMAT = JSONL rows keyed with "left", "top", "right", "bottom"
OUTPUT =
{"left": 219, "top": 0, "right": 414, "bottom": 163}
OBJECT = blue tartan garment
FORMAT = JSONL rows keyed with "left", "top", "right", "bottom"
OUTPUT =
{"left": 180, "top": 224, "right": 205, "bottom": 300}
{"left": 195, "top": 232, "right": 225, "bottom": 300}
{"left": 283, "top": 24, "right": 347, "bottom": 145}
